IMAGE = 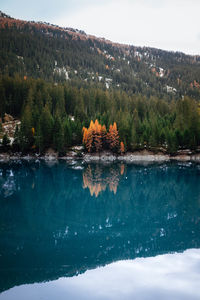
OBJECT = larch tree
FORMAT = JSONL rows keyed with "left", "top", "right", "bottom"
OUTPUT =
{"left": 120, "top": 141, "right": 125, "bottom": 154}
{"left": 85, "top": 120, "right": 95, "bottom": 152}
{"left": 101, "top": 124, "right": 107, "bottom": 149}
{"left": 94, "top": 119, "right": 102, "bottom": 152}
{"left": 82, "top": 120, "right": 107, "bottom": 152}
{"left": 107, "top": 122, "right": 120, "bottom": 152}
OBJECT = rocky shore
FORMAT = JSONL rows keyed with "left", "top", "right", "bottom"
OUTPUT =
{"left": 0, "top": 147, "right": 200, "bottom": 164}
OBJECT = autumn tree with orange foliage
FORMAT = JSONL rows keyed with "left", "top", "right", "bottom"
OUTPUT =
{"left": 82, "top": 120, "right": 94, "bottom": 152}
{"left": 94, "top": 119, "right": 103, "bottom": 152}
{"left": 82, "top": 127, "right": 88, "bottom": 145}
{"left": 120, "top": 141, "right": 125, "bottom": 154}
{"left": 107, "top": 122, "right": 120, "bottom": 152}
{"left": 83, "top": 119, "right": 105, "bottom": 152}
{"left": 83, "top": 120, "right": 125, "bottom": 154}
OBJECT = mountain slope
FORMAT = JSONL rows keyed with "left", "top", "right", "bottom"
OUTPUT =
{"left": 1, "top": 11, "right": 200, "bottom": 99}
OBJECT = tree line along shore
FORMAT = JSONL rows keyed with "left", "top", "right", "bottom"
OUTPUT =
{"left": 0, "top": 75, "right": 200, "bottom": 156}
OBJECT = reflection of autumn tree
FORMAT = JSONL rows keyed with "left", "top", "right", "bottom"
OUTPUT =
{"left": 83, "top": 164, "right": 125, "bottom": 197}
{"left": 120, "top": 164, "right": 125, "bottom": 175}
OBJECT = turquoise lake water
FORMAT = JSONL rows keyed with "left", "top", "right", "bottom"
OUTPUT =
{"left": 0, "top": 161, "right": 200, "bottom": 299}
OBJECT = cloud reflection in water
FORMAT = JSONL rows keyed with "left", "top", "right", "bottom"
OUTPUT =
{"left": 1, "top": 248, "right": 200, "bottom": 300}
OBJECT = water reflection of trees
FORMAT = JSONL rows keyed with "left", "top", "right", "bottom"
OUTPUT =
{"left": 1, "top": 162, "right": 200, "bottom": 293}
{"left": 82, "top": 164, "right": 125, "bottom": 197}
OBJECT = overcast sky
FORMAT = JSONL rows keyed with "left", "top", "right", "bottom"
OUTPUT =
{"left": 1, "top": 0, "right": 200, "bottom": 55}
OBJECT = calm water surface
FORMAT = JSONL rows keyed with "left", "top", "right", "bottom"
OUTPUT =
{"left": 0, "top": 161, "right": 200, "bottom": 299}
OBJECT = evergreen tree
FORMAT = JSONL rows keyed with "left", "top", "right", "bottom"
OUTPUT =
{"left": 39, "top": 104, "right": 54, "bottom": 151}
{"left": 53, "top": 115, "right": 64, "bottom": 153}
{"left": 2, "top": 134, "right": 10, "bottom": 150}
{"left": 19, "top": 101, "right": 34, "bottom": 151}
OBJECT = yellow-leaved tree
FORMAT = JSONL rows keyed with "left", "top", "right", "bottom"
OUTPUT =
{"left": 94, "top": 119, "right": 102, "bottom": 152}
{"left": 107, "top": 122, "right": 120, "bottom": 152}
{"left": 83, "top": 120, "right": 125, "bottom": 154}
{"left": 120, "top": 141, "right": 125, "bottom": 154}
{"left": 83, "top": 120, "right": 105, "bottom": 152}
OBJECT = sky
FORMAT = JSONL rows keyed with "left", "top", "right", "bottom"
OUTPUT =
{"left": 1, "top": 0, "right": 200, "bottom": 55}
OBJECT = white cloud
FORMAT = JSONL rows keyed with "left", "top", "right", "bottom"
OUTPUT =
{"left": 2, "top": 249, "right": 200, "bottom": 300}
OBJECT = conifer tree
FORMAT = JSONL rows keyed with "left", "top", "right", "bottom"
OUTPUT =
{"left": 64, "top": 118, "right": 72, "bottom": 148}
{"left": 120, "top": 141, "right": 125, "bottom": 154}
{"left": 53, "top": 114, "right": 64, "bottom": 153}
{"left": 39, "top": 104, "right": 54, "bottom": 151}
{"left": 107, "top": 122, "right": 120, "bottom": 152}
{"left": 86, "top": 120, "right": 95, "bottom": 152}
{"left": 101, "top": 124, "right": 107, "bottom": 149}
{"left": 2, "top": 134, "right": 10, "bottom": 150}
{"left": 82, "top": 127, "right": 88, "bottom": 145}
{"left": 82, "top": 120, "right": 106, "bottom": 152}
{"left": 94, "top": 119, "right": 102, "bottom": 152}
{"left": 19, "top": 101, "right": 34, "bottom": 151}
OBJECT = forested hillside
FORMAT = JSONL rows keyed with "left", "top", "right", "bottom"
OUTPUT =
{"left": 0, "top": 12, "right": 200, "bottom": 154}
{"left": 1, "top": 11, "right": 200, "bottom": 99}
{"left": 0, "top": 76, "right": 200, "bottom": 154}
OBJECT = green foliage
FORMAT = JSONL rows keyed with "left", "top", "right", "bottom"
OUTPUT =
{"left": 2, "top": 134, "right": 10, "bottom": 150}
{"left": 37, "top": 105, "right": 54, "bottom": 152}
{"left": 53, "top": 115, "right": 64, "bottom": 154}
{"left": 1, "top": 16, "right": 200, "bottom": 155}
{"left": 19, "top": 101, "right": 34, "bottom": 151}
{"left": 1, "top": 19, "right": 200, "bottom": 100}
{"left": 0, "top": 75, "right": 200, "bottom": 154}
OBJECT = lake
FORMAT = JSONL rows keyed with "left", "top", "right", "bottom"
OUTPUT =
{"left": 0, "top": 160, "right": 200, "bottom": 300}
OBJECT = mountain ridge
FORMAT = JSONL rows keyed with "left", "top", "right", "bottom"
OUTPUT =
{"left": 1, "top": 11, "right": 200, "bottom": 99}
{"left": 1, "top": 10, "right": 200, "bottom": 58}
{"left": 0, "top": 11, "right": 200, "bottom": 155}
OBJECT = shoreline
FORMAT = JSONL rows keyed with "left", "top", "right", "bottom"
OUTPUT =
{"left": 1, "top": 149, "right": 200, "bottom": 163}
